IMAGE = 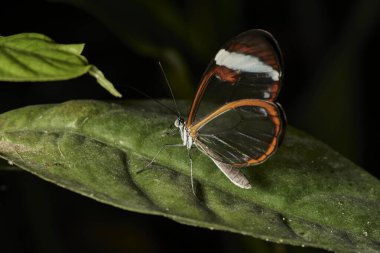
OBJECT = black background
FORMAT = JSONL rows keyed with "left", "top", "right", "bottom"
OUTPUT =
{"left": 1, "top": 0, "right": 379, "bottom": 252}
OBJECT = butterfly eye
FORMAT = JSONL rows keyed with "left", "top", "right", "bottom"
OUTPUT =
{"left": 175, "top": 118, "right": 183, "bottom": 128}
{"left": 174, "top": 119, "right": 179, "bottom": 127}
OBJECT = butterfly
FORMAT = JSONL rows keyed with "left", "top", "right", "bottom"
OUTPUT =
{"left": 174, "top": 29, "right": 286, "bottom": 189}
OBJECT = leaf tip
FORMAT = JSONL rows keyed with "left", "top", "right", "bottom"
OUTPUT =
{"left": 89, "top": 65, "right": 122, "bottom": 97}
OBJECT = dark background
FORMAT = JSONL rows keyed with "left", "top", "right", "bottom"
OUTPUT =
{"left": 1, "top": 0, "right": 379, "bottom": 252}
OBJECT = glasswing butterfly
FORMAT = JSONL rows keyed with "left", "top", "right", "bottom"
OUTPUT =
{"left": 174, "top": 29, "right": 286, "bottom": 189}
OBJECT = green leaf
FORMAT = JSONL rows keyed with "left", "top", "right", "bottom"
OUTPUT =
{"left": 0, "top": 100, "right": 378, "bottom": 252}
{"left": 0, "top": 33, "right": 121, "bottom": 97}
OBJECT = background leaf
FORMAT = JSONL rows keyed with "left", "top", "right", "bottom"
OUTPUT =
{"left": 0, "top": 33, "right": 121, "bottom": 97}
{"left": 0, "top": 100, "right": 378, "bottom": 252}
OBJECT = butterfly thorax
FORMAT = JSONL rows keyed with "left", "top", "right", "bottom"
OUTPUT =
{"left": 174, "top": 117, "right": 193, "bottom": 150}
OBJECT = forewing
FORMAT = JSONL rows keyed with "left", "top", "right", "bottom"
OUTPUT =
{"left": 187, "top": 29, "right": 283, "bottom": 126}
{"left": 191, "top": 99, "right": 284, "bottom": 166}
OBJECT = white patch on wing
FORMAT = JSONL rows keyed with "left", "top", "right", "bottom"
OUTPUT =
{"left": 215, "top": 49, "right": 279, "bottom": 81}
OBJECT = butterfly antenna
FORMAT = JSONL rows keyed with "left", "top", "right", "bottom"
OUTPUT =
{"left": 121, "top": 84, "right": 178, "bottom": 115}
{"left": 158, "top": 61, "right": 181, "bottom": 117}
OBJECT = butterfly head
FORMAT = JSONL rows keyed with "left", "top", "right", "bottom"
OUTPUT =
{"left": 174, "top": 117, "right": 185, "bottom": 128}
{"left": 174, "top": 117, "right": 193, "bottom": 149}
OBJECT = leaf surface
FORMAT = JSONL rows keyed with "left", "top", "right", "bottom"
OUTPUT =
{"left": 0, "top": 100, "right": 378, "bottom": 252}
{"left": 0, "top": 33, "right": 121, "bottom": 97}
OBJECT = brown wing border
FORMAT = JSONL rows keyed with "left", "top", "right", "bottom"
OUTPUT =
{"left": 190, "top": 99, "right": 284, "bottom": 166}
{"left": 186, "top": 29, "right": 284, "bottom": 127}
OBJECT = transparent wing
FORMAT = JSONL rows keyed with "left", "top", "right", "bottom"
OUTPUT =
{"left": 187, "top": 29, "right": 283, "bottom": 127}
{"left": 191, "top": 99, "right": 285, "bottom": 166}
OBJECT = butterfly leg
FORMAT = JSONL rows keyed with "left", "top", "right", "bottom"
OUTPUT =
{"left": 187, "top": 149, "right": 197, "bottom": 196}
{"left": 137, "top": 143, "right": 183, "bottom": 174}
